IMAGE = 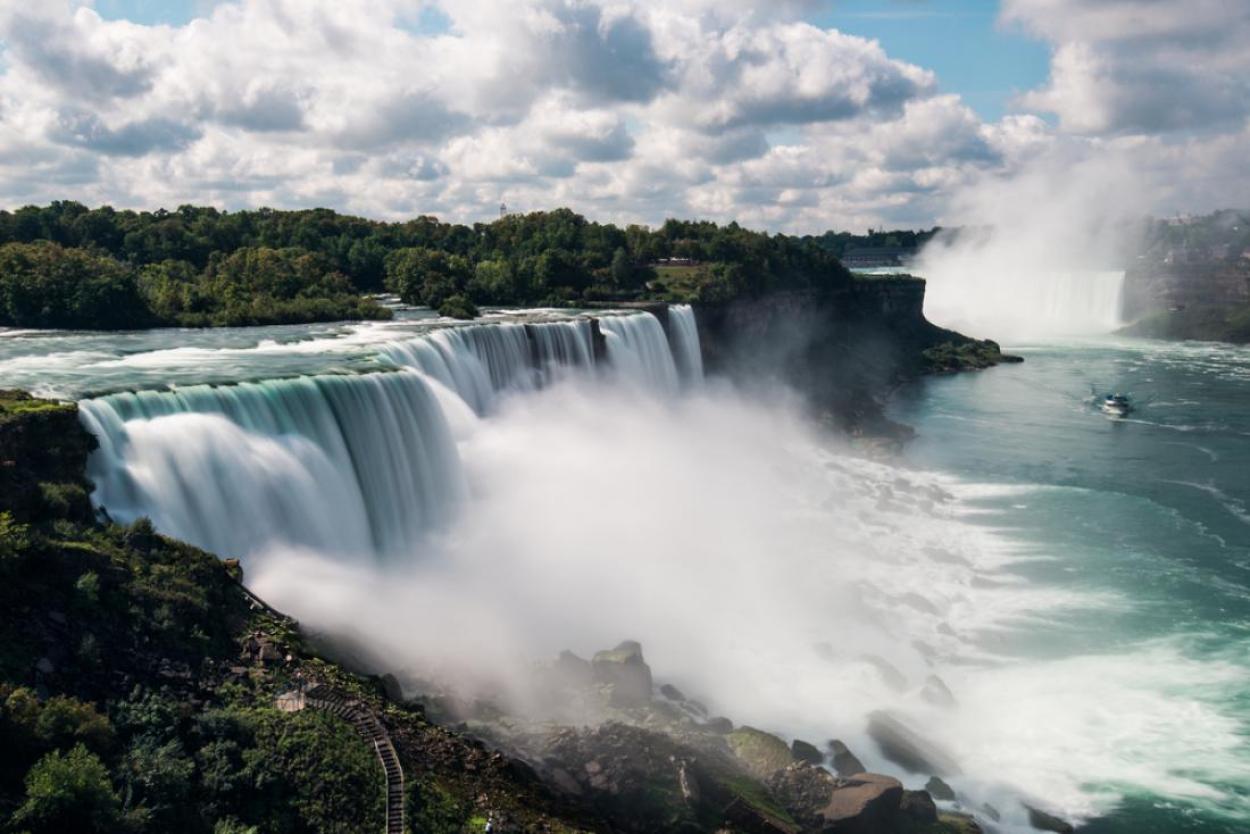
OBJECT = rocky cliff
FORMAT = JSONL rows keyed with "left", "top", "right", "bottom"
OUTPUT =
{"left": 1120, "top": 260, "right": 1250, "bottom": 343}
{"left": 691, "top": 277, "right": 1015, "bottom": 438}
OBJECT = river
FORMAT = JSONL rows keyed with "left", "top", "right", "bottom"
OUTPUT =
{"left": 1, "top": 313, "right": 1247, "bottom": 832}
{"left": 891, "top": 337, "right": 1250, "bottom": 833}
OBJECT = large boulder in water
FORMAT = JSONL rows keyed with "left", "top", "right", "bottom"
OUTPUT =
{"left": 821, "top": 772, "right": 904, "bottom": 833}
{"left": 925, "top": 775, "right": 956, "bottom": 801}
{"left": 866, "top": 711, "right": 961, "bottom": 777}
{"left": 791, "top": 738, "right": 824, "bottom": 765}
{"left": 1025, "top": 804, "right": 1075, "bottom": 833}
{"left": 828, "top": 739, "right": 867, "bottom": 777}
{"left": 591, "top": 640, "right": 653, "bottom": 706}
{"left": 727, "top": 727, "right": 794, "bottom": 779}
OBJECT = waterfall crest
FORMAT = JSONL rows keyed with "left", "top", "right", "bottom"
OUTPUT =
{"left": 80, "top": 310, "right": 701, "bottom": 563}
{"left": 669, "top": 305, "right": 704, "bottom": 383}
{"left": 80, "top": 370, "right": 464, "bottom": 561}
{"left": 599, "top": 313, "right": 681, "bottom": 394}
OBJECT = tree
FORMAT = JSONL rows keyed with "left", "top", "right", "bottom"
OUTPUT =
{"left": 384, "top": 247, "right": 469, "bottom": 307}
{"left": 13, "top": 744, "right": 123, "bottom": 834}
{"left": 610, "top": 247, "right": 633, "bottom": 289}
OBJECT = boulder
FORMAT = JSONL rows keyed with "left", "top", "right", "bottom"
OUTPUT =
{"left": 592, "top": 641, "right": 653, "bottom": 706}
{"left": 921, "top": 675, "right": 957, "bottom": 709}
{"left": 704, "top": 716, "right": 734, "bottom": 734}
{"left": 925, "top": 776, "right": 956, "bottom": 801}
{"left": 940, "top": 811, "right": 985, "bottom": 833}
{"left": 1025, "top": 804, "right": 1075, "bottom": 833}
{"left": 821, "top": 773, "right": 903, "bottom": 833}
{"left": 860, "top": 655, "right": 908, "bottom": 692}
{"left": 866, "top": 711, "right": 961, "bottom": 777}
{"left": 553, "top": 650, "right": 594, "bottom": 688}
{"left": 676, "top": 759, "right": 700, "bottom": 805}
{"left": 378, "top": 673, "right": 404, "bottom": 703}
{"left": 727, "top": 727, "right": 794, "bottom": 779}
{"left": 980, "top": 803, "right": 1001, "bottom": 822}
{"left": 900, "top": 789, "right": 938, "bottom": 824}
{"left": 791, "top": 738, "right": 824, "bottom": 765}
{"left": 659, "top": 683, "right": 686, "bottom": 702}
{"left": 827, "top": 739, "right": 867, "bottom": 777}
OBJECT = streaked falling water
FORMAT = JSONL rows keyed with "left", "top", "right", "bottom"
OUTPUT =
{"left": 79, "top": 311, "right": 700, "bottom": 562}
{"left": 378, "top": 319, "right": 596, "bottom": 415}
{"left": 80, "top": 370, "right": 465, "bottom": 560}
{"left": 599, "top": 312, "right": 681, "bottom": 395}
{"left": 669, "top": 305, "right": 704, "bottom": 384}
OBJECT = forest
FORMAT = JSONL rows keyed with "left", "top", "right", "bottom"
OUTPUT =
{"left": 0, "top": 202, "right": 869, "bottom": 329}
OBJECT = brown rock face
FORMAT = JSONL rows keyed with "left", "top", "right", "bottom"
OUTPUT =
{"left": 820, "top": 773, "right": 904, "bottom": 833}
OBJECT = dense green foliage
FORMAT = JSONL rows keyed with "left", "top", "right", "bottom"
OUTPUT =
{"left": 0, "top": 391, "right": 388, "bottom": 833}
{"left": 0, "top": 202, "right": 876, "bottom": 329}
{"left": 801, "top": 227, "right": 940, "bottom": 258}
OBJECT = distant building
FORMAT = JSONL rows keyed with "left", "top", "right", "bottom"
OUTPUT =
{"left": 840, "top": 246, "right": 912, "bottom": 268}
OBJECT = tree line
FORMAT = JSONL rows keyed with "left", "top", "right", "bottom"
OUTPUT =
{"left": 0, "top": 202, "right": 885, "bottom": 329}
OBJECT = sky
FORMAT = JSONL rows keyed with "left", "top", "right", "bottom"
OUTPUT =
{"left": 0, "top": 0, "right": 1247, "bottom": 232}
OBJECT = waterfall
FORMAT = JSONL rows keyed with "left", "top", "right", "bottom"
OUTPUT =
{"left": 599, "top": 313, "right": 681, "bottom": 394}
{"left": 923, "top": 267, "right": 1126, "bottom": 338}
{"left": 79, "top": 370, "right": 465, "bottom": 561}
{"left": 79, "top": 309, "right": 700, "bottom": 566}
{"left": 378, "top": 319, "right": 595, "bottom": 414}
{"left": 668, "top": 305, "right": 704, "bottom": 383}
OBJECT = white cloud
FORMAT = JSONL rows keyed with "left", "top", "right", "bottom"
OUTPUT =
{"left": 0, "top": 0, "right": 1242, "bottom": 232}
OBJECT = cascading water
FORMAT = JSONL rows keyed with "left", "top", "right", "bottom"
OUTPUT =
{"left": 598, "top": 312, "right": 681, "bottom": 394}
{"left": 915, "top": 233, "right": 1127, "bottom": 339}
{"left": 79, "top": 370, "right": 465, "bottom": 561}
{"left": 668, "top": 304, "right": 704, "bottom": 384}
{"left": 3, "top": 301, "right": 1241, "bottom": 833}
{"left": 79, "top": 310, "right": 696, "bottom": 563}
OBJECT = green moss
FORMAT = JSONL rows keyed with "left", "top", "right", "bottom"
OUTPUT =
{"left": 726, "top": 727, "right": 793, "bottom": 779}
{"left": 717, "top": 773, "right": 798, "bottom": 828}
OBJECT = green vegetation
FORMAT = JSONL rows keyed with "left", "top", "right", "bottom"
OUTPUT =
{"left": 0, "top": 202, "right": 868, "bottom": 329}
{"left": 0, "top": 391, "right": 601, "bottom": 833}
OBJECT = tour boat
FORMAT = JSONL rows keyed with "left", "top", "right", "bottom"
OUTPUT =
{"left": 1100, "top": 393, "right": 1132, "bottom": 417}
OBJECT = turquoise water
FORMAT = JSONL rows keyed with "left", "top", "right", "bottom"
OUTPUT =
{"left": 891, "top": 338, "right": 1250, "bottom": 832}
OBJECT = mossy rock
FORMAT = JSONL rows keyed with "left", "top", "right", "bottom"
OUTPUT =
{"left": 727, "top": 727, "right": 793, "bottom": 779}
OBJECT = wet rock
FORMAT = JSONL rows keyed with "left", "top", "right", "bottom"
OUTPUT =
{"left": 867, "top": 711, "right": 961, "bottom": 777}
{"left": 901, "top": 789, "right": 938, "bottom": 823}
{"left": 921, "top": 675, "right": 957, "bottom": 709}
{"left": 828, "top": 739, "right": 867, "bottom": 777}
{"left": 941, "top": 811, "right": 986, "bottom": 833}
{"left": 676, "top": 759, "right": 700, "bottom": 805}
{"left": 552, "top": 650, "right": 594, "bottom": 688}
{"left": 769, "top": 762, "right": 840, "bottom": 823}
{"left": 821, "top": 772, "right": 904, "bottom": 833}
{"left": 592, "top": 640, "right": 653, "bottom": 707}
{"left": 684, "top": 698, "right": 708, "bottom": 716}
{"left": 659, "top": 683, "right": 686, "bottom": 702}
{"left": 1025, "top": 804, "right": 1075, "bottom": 833}
{"left": 791, "top": 738, "right": 824, "bottom": 765}
{"left": 704, "top": 716, "right": 734, "bottom": 734}
{"left": 860, "top": 654, "right": 908, "bottom": 692}
{"left": 379, "top": 673, "right": 404, "bottom": 702}
{"left": 727, "top": 727, "right": 794, "bottom": 779}
{"left": 548, "top": 767, "right": 582, "bottom": 796}
{"left": 980, "top": 803, "right": 1002, "bottom": 822}
{"left": 925, "top": 775, "right": 956, "bottom": 801}
{"left": 899, "top": 592, "right": 941, "bottom": 616}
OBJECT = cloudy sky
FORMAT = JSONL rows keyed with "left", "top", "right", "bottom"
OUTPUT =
{"left": 0, "top": 0, "right": 1246, "bottom": 232}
